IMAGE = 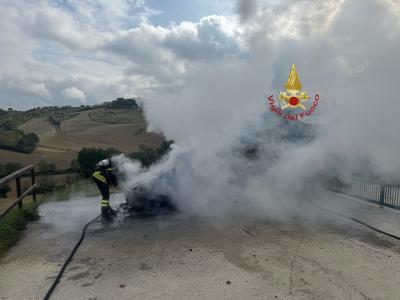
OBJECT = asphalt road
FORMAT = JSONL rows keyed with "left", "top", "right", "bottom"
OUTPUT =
{"left": 1, "top": 193, "right": 400, "bottom": 299}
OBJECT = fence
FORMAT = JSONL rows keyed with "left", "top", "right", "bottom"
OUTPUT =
{"left": 0, "top": 165, "right": 37, "bottom": 219}
{"left": 333, "top": 181, "right": 400, "bottom": 210}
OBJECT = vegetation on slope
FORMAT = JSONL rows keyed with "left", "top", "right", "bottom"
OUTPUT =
{"left": 0, "top": 162, "right": 23, "bottom": 198}
{"left": 0, "top": 129, "right": 39, "bottom": 153}
{"left": 0, "top": 202, "right": 39, "bottom": 256}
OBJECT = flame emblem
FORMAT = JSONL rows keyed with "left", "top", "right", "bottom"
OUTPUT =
{"left": 279, "top": 64, "right": 309, "bottom": 110}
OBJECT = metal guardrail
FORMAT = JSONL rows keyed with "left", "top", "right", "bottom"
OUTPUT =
{"left": 0, "top": 165, "right": 37, "bottom": 219}
{"left": 333, "top": 181, "right": 400, "bottom": 210}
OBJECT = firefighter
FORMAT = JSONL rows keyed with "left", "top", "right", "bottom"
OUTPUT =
{"left": 93, "top": 159, "right": 118, "bottom": 219}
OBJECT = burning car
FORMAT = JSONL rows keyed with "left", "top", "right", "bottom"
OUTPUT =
{"left": 122, "top": 162, "right": 177, "bottom": 217}
{"left": 124, "top": 184, "right": 170, "bottom": 217}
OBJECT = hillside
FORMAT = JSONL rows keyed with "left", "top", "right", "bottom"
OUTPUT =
{"left": 0, "top": 99, "right": 163, "bottom": 170}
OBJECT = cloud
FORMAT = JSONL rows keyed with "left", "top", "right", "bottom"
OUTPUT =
{"left": 60, "top": 87, "right": 87, "bottom": 103}
{"left": 0, "top": 0, "right": 243, "bottom": 109}
{"left": 103, "top": 15, "right": 243, "bottom": 84}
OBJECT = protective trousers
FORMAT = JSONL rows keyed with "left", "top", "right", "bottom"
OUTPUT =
{"left": 93, "top": 172, "right": 110, "bottom": 208}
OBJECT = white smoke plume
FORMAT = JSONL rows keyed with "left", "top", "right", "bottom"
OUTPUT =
{"left": 116, "top": 0, "right": 400, "bottom": 220}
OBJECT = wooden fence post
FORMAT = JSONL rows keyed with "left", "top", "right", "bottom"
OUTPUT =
{"left": 16, "top": 177, "right": 22, "bottom": 209}
{"left": 0, "top": 165, "right": 37, "bottom": 220}
{"left": 31, "top": 169, "right": 37, "bottom": 202}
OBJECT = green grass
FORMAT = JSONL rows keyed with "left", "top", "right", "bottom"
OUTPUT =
{"left": 0, "top": 179, "right": 119, "bottom": 256}
{"left": 49, "top": 179, "right": 100, "bottom": 201}
{"left": 41, "top": 178, "right": 119, "bottom": 203}
{"left": 0, "top": 202, "right": 39, "bottom": 256}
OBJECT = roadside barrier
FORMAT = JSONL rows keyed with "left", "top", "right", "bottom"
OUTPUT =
{"left": 333, "top": 181, "right": 400, "bottom": 210}
{"left": 0, "top": 165, "right": 37, "bottom": 219}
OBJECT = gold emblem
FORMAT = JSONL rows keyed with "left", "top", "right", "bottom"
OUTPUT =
{"left": 279, "top": 64, "right": 309, "bottom": 110}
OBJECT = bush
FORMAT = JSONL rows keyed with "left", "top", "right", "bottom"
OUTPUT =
{"left": 0, "top": 130, "right": 39, "bottom": 153}
{"left": 47, "top": 115, "right": 61, "bottom": 128}
{"left": 70, "top": 159, "right": 80, "bottom": 173}
{"left": 38, "top": 159, "right": 57, "bottom": 173}
{"left": 0, "top": 162, "right": 23, "bottom": 199}
{"left": 0, "top": 185, "right": 11, "bottom": 198}
{"left": 37, "top": 176, "right": 57, "bottom": 193}
{"left": 0, "top": 202, "right": 39, "bottom": 255}
{"left": 2, "top": 162, "right": 23, "bottom": 175}
{"left": 129, "top": 140, "right": 172, "bottom": 168}
{"left": 16, "top": 133, "right": 39, "bottom": 153}
{"left": 106, "top": 98, "right": 139, "bottom": 109}
{"left": 0, "top": 119, "right": 15, "bottom": 130}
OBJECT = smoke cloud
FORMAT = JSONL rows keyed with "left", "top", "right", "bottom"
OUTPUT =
{"left": 116, "top": 0, "right": 400, "bottom": 221}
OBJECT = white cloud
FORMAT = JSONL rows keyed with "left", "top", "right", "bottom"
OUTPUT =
{"left": 103, "top": 15, "right": 242, "bottom": 86}
{"left": 0, "top": 0, "right": 244, "bottom": 109}
{"left": 0, "top": 0, "right": 399, "bottom": 111}
{"left": 60, "top": 87, "right": 87, "bottom": 103}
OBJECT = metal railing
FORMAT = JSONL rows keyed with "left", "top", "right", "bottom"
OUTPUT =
{"left": 0, "top": 165, "right": 37, "bottom": 219}
{"left": 333, "top": 181, "right": 400, "bottom": 210}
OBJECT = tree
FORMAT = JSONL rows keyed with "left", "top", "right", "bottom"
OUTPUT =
{"left": 4, "top": 162, "right": 23, "bottom": 175}
{"left": 0, "top": 119, "right": 15, "bottom": 130}
{"left": 70, "top": 159, "right": 80, "bottom": 173}
{"left": 77, "top": 147, "right": 121, "bottom": 177}
{"left": 38, "top": 159, "right": 57, "bottom": 173}
{"left": 16, "top": 133, "right": 39, "bottom": 153}
{"left": 0, "top": 185, "right": 11, "bottom": 198}
{"left": 129, "top": 140, "right": 173, "bottom": 168}
{"left": 107, "top": 98, "right": 139, "bottom": 109}
{"left": 0, "top": 162, "right": 23, "bottom": 198}
{"left": 37, "top": 176, "right": 56, "bottom": 193}
{"left": 129, "top": 146, "right": 158, "bottom": 168}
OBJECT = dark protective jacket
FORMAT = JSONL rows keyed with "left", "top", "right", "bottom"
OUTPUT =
{"left": 92, "top": 159, "right": 118, "bottom": 186}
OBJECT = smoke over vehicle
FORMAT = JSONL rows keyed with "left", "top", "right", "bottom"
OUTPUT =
{"left": 115, "top": 0, "right": 400, "bottom": 221}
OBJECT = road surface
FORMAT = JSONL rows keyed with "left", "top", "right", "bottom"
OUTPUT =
{"left": 1, "top": 192, "right": 400, "bottom": 299}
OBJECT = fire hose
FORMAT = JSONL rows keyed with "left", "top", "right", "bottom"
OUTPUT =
{"left": 43, "top": 213, "right": 101, "bottom": 300}
{"left": 43, "top": 199, "right": 400, "bottom": 299}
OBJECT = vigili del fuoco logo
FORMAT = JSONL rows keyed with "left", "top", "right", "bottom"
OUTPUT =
{"left": 268, "top": 64, "right": 320, "bottom": 121}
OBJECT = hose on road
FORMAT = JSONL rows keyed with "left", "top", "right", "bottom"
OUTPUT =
{"left": 43, "top": 214, "right": 101, "bottom": 300}
{"left": 43, "top": 198, "right": 400, "bottom": 299}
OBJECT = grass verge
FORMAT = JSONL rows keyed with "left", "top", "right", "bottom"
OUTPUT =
{"left": 48, "top": 179, "right": 105, "bottom": 202}
{"left": 0, "top": 202, "right": 39, "bottom": 256}
{"left": 0, "top": 179, "right": 119, "bottom": 256}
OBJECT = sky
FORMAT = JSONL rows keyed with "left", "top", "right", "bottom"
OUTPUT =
{"left": 0, "top": 0, "right": 399, "bottom": 110}
{"left": 146, "top": 0, "right": 233, "bottom": 26}
{"left": 0, "top": 0, "right": 239, "bottom": 109}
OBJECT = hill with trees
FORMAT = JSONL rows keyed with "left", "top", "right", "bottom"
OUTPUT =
{"left": 0, "top": 98, "right": 163, "bottom": 171}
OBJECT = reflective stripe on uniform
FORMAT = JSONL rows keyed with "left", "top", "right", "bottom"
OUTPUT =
{"left": 93, "top": 171, "right": 107, "bottom": 183}
{"left": 101, "top": 200, "right": 109, "bottom": 207}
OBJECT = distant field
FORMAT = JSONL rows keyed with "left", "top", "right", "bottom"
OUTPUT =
{"left": 21, "top": 108, "right": 162, "bottom": 153}
{"left": 0, "top": 107, "right": 163, "bottom": 170}
{"left": 19, "top": 117, "right": 57, "bottom": 138}
{"left": 39, "top": 108, "right": 162, "bottom": 153}
{"left": 0, "top": 147, "right": 76, "bottom": 170}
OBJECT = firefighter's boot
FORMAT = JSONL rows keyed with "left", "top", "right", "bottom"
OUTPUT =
{"left": 101, "top": 200, "right": 116, "bottom": 220}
